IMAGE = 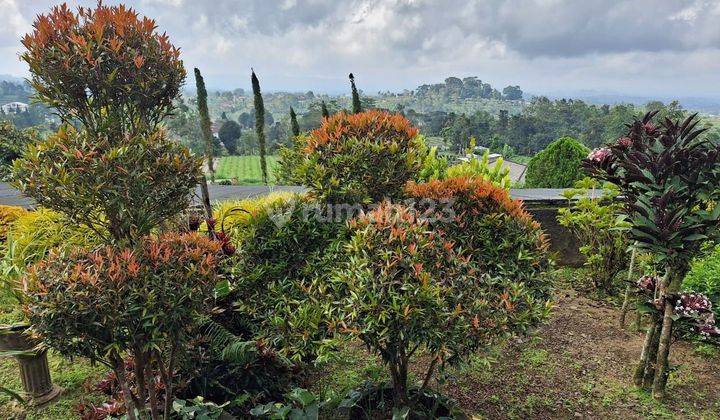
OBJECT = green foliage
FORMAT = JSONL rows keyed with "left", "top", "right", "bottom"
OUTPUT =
{"left": 405, "top": 177, "right": 552, "bottom": 297}
{"left": 416, "top": 143, "right": 448, "bottom": 182}
{"left": 218, "top": 120, "right": 242, "bottom": 155}
{"left": 338, "top": 201, "right": 547, "bottom": 407}
{"left": 0, "top": 205, "right": 27, "bottom": 245}
{"left": 525, "top": 136, "right": 589, "bottom": 188}
{"left": 557, "top": 178, "right": 631, "bottom": 294}
{"left": 13, "top": 126, "right": 201, "bottom": 244}
{"left": 684, "top": 244, "right": 720, "bottom": 316}
{"left": 21, "top": 3, "right": 185, "bottom": 138}
{"left": 252, "top": 70, "right": 268, "bottom": 184}
{"left": 446, "top": 149, "right": 511, "bottom": 189}
{"left": 173, "top": 396, "right": 228, "bottom": 420}
{"left": 1, "top": 208, "right": 100, "bottom": 307}
{"left": 289, "top": 107, "right": 300, "bottom": 137}
{"left": 293, "top": 110, "right": 424, "bottom": 204}
{"left": 228, "top": 196, "right": 348, "bottom": 362}
{"left": 195, "top": 68, "right": 216, "bottom": 178}
{"left": 349, "top": 73, "right": 361, "bottom": 114}
{"left": 25, "top": 233, "right": 224, "bottom": 417}
{"left": 0, "top": 121, "right": 36, "bottom": 181}
{"left": 250, "top": 388, "right": 322, "bottom": 419}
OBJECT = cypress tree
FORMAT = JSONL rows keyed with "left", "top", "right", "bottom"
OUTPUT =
{"left": 321, "top": 101, "right": 330, "bottom": 119}
{"left": 194, "top": 68, "right": 215, "bottom": 182}
{"left": 349, "top": 73, "right": 361, "bottom": 114}
{"left": 289, "top": 106, "right": 300, "bottom": 137}
{"left": 251, "top": 69, "right": 268, "bottom": 184}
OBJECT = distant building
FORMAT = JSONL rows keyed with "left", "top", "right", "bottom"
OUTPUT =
{"left": 210, "top": 121, "right": 222, "bottom": 138}
{"left": 1, "top": 102, "right": 29, "bottom": 114}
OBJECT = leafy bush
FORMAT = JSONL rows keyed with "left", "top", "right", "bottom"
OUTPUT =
{"left": 21, "top": 3, "right": 185, "bottom": 137}
{"left": 557, "top": 178, "right": 631, "bottom": 294}
{"left": 227, "top": 196, "right": 349, "bottom": 362}
{"left": 0, "top": 205, "right": 27, "bottom": 245}
{"left": 291, "top": 110, "right": 424, "bottom": 204}
{"left": 24, "top": 233, "right": 224, "bottom": 418}
{"left": 211, "top": 191, "right": 298, "bottom": 239}
{"left": 0, "top": 121, "right": 36, "bottom": 181}
{"left": 405, "top": 177, "right": 552, "bottom": 298}
{"left": 338, "top": 202, "right": 547, "bottom": 409}
{"left": 684, "top": 245, "right": 720, "bottom": 317}
{"left": 525, "top": 136, "right": 589, "bottom": 188}
{"left": 1, "top": 208, "right": 100, "bottom": 310}
{"left": 14, "top": 126, "right": 201, "bottom": 244}
{"left": 446, "top": 149, "right": 511, "bottom": 189}
{"left": 415, "top": 141, "right": 448, "bottom": 182}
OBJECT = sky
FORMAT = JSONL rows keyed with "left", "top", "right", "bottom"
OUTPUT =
{"left": 2, "top": 0, "right": 720, "bottom": 98}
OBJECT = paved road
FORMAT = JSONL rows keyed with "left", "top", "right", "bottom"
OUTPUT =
{"left": 0, "top": 182, "right": 574, "bottom": 209}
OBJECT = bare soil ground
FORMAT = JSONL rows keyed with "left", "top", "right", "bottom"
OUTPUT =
{"left": 312, "top": 288, "right": 720, "bottom": 419}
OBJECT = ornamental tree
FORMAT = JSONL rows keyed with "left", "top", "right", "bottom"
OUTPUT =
{"left": 20, "top": 3, "right": 185, "bottom": 138}
{"left": 584, "top": 111, "right": 720, "bottom": 399}
{"left": 24, "top": 233, "right": 224, "bottom": 419}
{"left": 339, "top": 203, "right": 497, "bottom": 408}
{"left": 14, "top": 3, "right": 201, "bottom": 245}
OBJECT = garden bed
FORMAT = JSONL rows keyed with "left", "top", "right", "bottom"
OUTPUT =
{"left": 3, "top": 280, "right": 719, "bottom": 418}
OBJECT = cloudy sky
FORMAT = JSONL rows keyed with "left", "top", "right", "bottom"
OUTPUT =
{"left": 2, "top": 0, "right": 720, "bottom": 97}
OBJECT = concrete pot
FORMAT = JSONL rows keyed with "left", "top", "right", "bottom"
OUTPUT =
{"left": 0, "top": 324, "right": 62, "bottom": 407}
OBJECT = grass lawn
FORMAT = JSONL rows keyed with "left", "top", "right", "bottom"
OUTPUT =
{"left": 213, "top": 155, "right": 279, "bottom": 185}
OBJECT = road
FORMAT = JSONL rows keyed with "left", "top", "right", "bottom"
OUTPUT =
{"left": 0, "top": 182, "right": 571, "bottom": 209}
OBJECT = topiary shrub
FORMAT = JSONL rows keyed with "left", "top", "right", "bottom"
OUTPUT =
{"left": 21, "top": 3, "right": 185, "bottom": 138}
{"left": 24, "top": 232, "right": 224, "bottom": 418}
{"left": 404, "top": 177, "right": 552, "bottom": 302}
{"left": 224, "top": 196, "right": 349, "bottom": 363}
{"left": 336, "top": 202, "right": 548, "bottom": 412}
{"left": 292, "top": 110, "right": 424, "bottom": 204}
{"left": 525, "top": 136, "right": 589, "bottom": 188}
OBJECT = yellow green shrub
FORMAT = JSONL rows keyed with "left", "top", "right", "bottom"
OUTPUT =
{"left": 1, "top": 208, "right": 101, "bottom": 280}
{"left": 211, "top": 191, "right": 299, "bottom": 238}
{"left": 0, "top": 205, "right": 28, "bottom": 244}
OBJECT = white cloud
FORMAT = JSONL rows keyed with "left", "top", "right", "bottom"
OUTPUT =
{"left": 3, "top": 0, "right": 720, "bottom": 97}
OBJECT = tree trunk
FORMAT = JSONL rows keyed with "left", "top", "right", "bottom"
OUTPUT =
{"left": 619, "top": 246, "right": 637, "bottom": 328}
{"left": 389, "top": 355, "right": 410, "bottom": 408}
{"left": 633, "top": 316, "right": 658, "bottom": 387}
{"left": 641, "top": 319, "right": 661, "bottom": 389}
{"left": 652, "top": 298, "right": 675, "bottom": 399}
{"left": 111, "top": 352, "right": 138, "bottom": 420}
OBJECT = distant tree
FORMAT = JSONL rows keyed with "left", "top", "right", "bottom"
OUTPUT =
{"left": 220, "top": 111, "right": 227, "bottom": 120}
{"left": 238, "top": 111, "right": 253, "bottom": 128}
{"left": 525, "top": 136, "right": 589, "bottom": 188}
{"left": 194, "top": 68, "right": 215, "bottom": 181}
{"left": 289, "top": 107, "right": 300, "bottom": 137}
{"left": 218, "top": 120, "right": 241, "bottom": 155}
{"left": 349, "top": 73, "right": 362, "bottom": 114}
{"left": 502, "top": 85, "right": 523, "bottom": 100}
{"left": 251, "top": 69, "right": 268, "bottom": 184}
{"left": 321, "top": 101, "right": 330, "bottom": 119}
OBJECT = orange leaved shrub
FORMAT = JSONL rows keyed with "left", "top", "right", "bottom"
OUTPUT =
{"left": 294, "top": 110, "right": 424, "bottom": 204}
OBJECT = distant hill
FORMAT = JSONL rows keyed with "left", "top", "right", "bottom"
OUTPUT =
{"left": 532, "top": 90, "right": 720, "bottom": 115}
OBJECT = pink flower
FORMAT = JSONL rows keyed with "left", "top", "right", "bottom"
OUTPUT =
{"left": 643, "top": 122, "right": 656, "bottom": 133}
{"left": 587, "top": 147, "right": 612, "bottom": 164}
{"left": 617, "top": 137, "right": 632, "bottom": 148}
{"left": 636, "top": 275, "right": 657, "bottom": 294}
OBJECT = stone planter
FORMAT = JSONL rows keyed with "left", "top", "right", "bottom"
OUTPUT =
{"left": 0, "top": 324, "right": 62, "bottom": 407}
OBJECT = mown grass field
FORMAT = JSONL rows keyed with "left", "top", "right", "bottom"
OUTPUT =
{"left": 213, "top": 155, "right": 279, "bottom": 185}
